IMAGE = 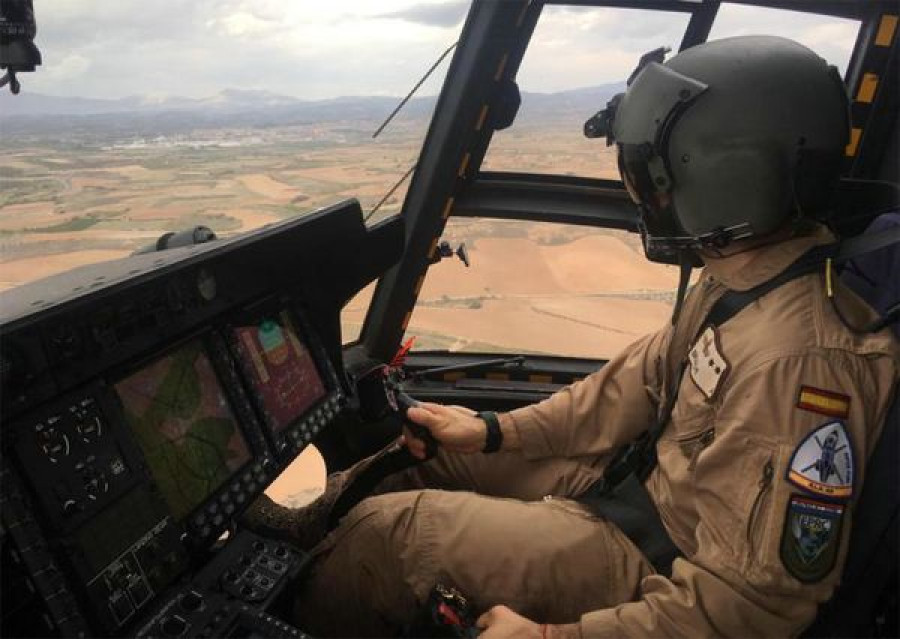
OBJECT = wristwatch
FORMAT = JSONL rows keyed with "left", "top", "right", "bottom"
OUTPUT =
{"left": 478, "top": 411, "right": 503, "bottom": 454}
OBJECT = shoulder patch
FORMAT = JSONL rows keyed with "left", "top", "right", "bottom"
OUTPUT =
{"left": 797, "top": 385, "right": 850, "bottom": 419}
{"left": 786, "top": 420, "right": 855, "bottom": 501}
{"left": 780, "top": 495, "right": 844, "bottom": 583}
{"left": 687, "top": 326, "right": 729, "bottom": 401}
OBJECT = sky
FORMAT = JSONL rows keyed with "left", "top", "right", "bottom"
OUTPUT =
{"left": 22, "top": 0, "right": 860, "bottom": 100}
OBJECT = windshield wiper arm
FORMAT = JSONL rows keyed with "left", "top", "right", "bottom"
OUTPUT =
{"left": 410, "top": 355, "right": 525, "bottom": 381}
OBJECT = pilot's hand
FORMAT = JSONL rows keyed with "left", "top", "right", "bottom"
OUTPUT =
{"left": 404, "top": 402, "right": 485, "bottom": 459}
{"left": 476, "top": 605, "right": 580, "bottom": 639}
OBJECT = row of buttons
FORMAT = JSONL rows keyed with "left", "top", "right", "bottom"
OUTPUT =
{"left": 189, "top": 460, "right": 270, "bottom": 539}
{"left": 285, "top": 392, "right": 343, "bottom": 452}
{"left": 199, "top": 603, "right": 304, "bottom": 639}
{"left": 246, "top": 608, "right": 303, "bottom": 638}
{"left": 220, "top": 541, "right": 292, "bottom": 604}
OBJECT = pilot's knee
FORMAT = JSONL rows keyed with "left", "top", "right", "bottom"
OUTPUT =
{"left": 316, "top": 489, "right": 436, "bottom": 567}
{"left": 296, "top": 491, "right": 433, "bottom": 634}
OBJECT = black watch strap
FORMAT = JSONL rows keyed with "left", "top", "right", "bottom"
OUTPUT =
{"left": 478, "top": 411, "right": 503, "bottom": 454}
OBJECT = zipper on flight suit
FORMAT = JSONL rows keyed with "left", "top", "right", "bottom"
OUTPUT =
{"left": 686, "top": 428, "right": 715, "bottom": 471}
{"left": 746, "top": 458, "right": 775, "bottom": 553}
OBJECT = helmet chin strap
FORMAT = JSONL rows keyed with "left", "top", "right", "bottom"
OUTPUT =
{"left": 670, "top": 249, "right": 694, "bottom": 326}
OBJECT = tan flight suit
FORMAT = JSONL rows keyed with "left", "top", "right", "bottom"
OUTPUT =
{"left": 295, "top": 225, "right": 899, "bottom": 638}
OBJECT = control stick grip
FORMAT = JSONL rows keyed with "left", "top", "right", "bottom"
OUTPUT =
{"left": 394, "top": 390, "right": 439, "bottom": 460}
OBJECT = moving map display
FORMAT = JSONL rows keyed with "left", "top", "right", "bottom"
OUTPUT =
{"left": 115, "top": 340, "right": 251, "bottom": 521}
{"left": 233, "top": 311, "right": 326, "bottom": 434}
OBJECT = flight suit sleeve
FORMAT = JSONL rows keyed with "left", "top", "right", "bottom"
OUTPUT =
{"left": 507, "top": 326, "right": 670, "bottom": 461}
{"left": 578, "top": 348, "right": 898, "bottom": 638}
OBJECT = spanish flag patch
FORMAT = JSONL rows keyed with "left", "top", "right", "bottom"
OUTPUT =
{"left": 797, "top": 386, "right": 851, "bottom": 419}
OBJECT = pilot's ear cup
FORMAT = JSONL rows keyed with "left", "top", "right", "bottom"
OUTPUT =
{"left": 792, "top": 148, "right": 845, "bottom": 220}
{"left": 671, "top": 143, "right": 791, "bottom": 238}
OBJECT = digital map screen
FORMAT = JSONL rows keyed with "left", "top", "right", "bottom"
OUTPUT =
{"left": 233, "top": 311, "right": 326, "bottom": 434}
{"left": 115, "top": 340, "right": 251, "bottom": 521}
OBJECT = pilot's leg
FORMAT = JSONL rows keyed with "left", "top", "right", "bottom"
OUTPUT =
{"left": 374, "top": 445, "right": 605, "bottom": 500}
{"left": 243, "top": 443, "right": 604, "bottom": 549}
{"left": 293, "top": 489, "right": 651, "bottom": 637}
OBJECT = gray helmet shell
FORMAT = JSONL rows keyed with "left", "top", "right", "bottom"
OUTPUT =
{"left": 611, "top": 35, "right": 849, "bottom": 260}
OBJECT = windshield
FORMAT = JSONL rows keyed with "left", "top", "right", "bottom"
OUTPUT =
{"left": 0, "top": 1, "right": 466, "bottom": 291}
{"left": 1, "top": 2, "right": 861, "bottom": 299}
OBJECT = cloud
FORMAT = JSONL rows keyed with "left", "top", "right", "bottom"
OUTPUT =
{"left": 211, "top": 10, "right": 282, "bottom": 37}
{"left": 19, "top": 1, "right": 859, "bottom": 101}
{"left": 706, "top": 3, "right": 858, "bottom": 73}
{"left": 36, "top": 52, "right": 91, "bottom": 85}
{"left": 514, "top": 5, "right": 692, "bottom": 91}
{"left": 377, "top": 2, "right": 468, "bottom": 28}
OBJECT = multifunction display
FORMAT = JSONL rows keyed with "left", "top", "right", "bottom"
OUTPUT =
{"left": 232, "top": 311, "right": 326, "bottom": 434}
{"left": 114, "top": 340, "right": 252, "bottom": 521}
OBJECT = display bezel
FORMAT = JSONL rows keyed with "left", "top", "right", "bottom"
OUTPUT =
{"left": 225, "top": 297, "right": 334, "bottom": 452}
{"left": 108, "top": 331, "right": 257, "bottom": 523}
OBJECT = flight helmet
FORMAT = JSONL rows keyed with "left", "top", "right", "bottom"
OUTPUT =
{"left": 587, "top": 36, "right": 850, "bottom": 263}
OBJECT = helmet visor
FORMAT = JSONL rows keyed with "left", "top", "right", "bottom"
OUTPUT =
{"left": 617, "top": 144, "right": 684, "bottom": 241}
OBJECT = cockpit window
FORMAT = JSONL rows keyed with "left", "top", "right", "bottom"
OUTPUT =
{"left": 481, "top": 5, "right": 693, "bottom": 180}
{"left": 0, "top": 3, "right": 463, "bottom": 291}
{"left": 706, "top": 4, "right": 860, "bottom": 78}
{"left": 401, "top": 218, "right": 681, "bottom": 360}
{"left": 343, "top": 282, "right": 376, "bottom": 345}
{"left": 265, "top": 444, "right": 326, "bottom": 507}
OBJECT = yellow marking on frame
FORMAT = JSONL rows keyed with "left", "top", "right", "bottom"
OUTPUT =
{"left": 845, "top": 128, "right": 862, "bottom": 157}
{"left": 529, "top": 374, "right": 553, "bottom": 384}
{"left": 401, "top": 310, "right": 413, "bottom": 331}
{"left": 441, "top": 197, "right": 455, "bottom": 220}
{"left": 427, "top": 237, "right": 439, "bottom": 260}
{"left": 857, "top": 73, "right": 879, "bottom": 103}
{"left": 875, "top": 14, "right": 898, "bottom": 46}
{"left": 414, "top": 274, "right": 426, "bottom": 298}
{"left": 475, "top": 104, "right": 490, "bottom": 131}
{"left": 458, "top": 152, "right": 471, "bottom": 178}
{"left": 494, "top": 53, "right": 509, "bottom": 81}
{"left": 486, "top": 372, "right": 510, "bottom": 381}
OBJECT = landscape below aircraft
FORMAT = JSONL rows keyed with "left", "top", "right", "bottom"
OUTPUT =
{"left": 1, "top": 0, "right": 898, "bottom": 637}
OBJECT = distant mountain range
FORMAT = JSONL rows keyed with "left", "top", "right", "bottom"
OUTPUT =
{"left": 0, "top": 84, "right": 625, "bottom": 143}
{"left": 0, "top": 84, "right": 622, "bottom": 121}
{"left": 0, "top": 88, "right": 408, "bottom": 118}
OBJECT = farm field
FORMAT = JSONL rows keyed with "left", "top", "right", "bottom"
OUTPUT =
{"left": 0, "top": 120, "right": 422, "bottom": 289}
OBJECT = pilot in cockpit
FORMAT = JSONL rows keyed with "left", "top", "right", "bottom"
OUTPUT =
{"left": 244, "top": 36, "right": 899, "bottom": 638}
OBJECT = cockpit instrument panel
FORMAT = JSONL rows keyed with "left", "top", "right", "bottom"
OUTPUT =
{"left": 0, "top": 200, "right": 404, "bottom": 637}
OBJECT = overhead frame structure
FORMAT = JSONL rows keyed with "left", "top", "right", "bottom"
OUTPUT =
{"left": 358, "top": 0, "right": 900, "bottom": 364}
